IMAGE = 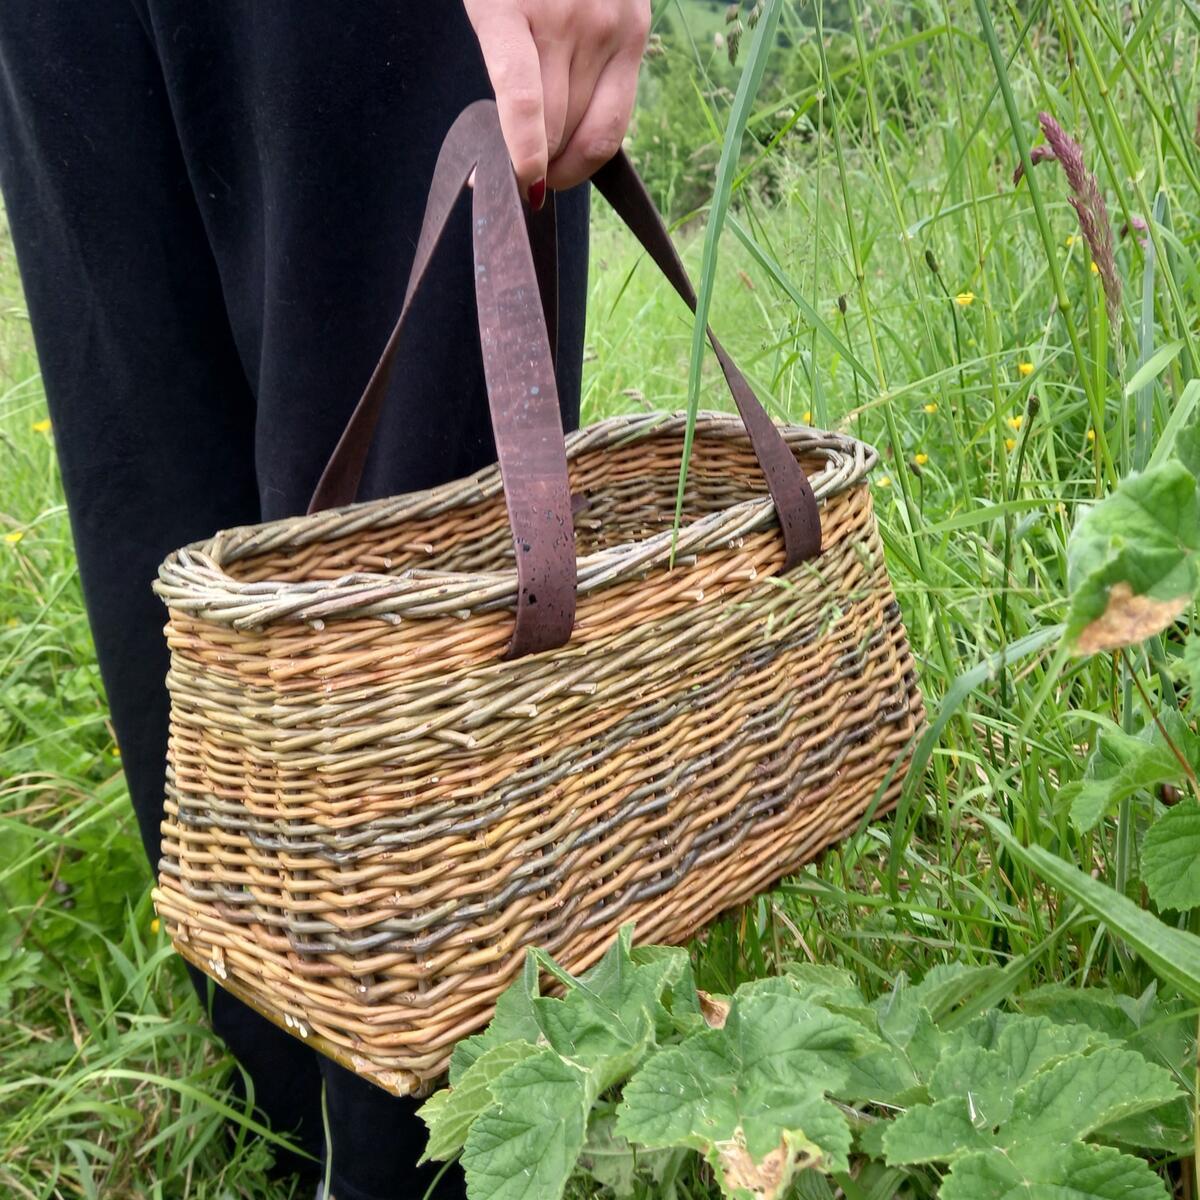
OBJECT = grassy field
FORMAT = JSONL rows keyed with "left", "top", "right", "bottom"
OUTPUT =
{"left": 4, "top": 1, "right": 1200, "bottom": 1196}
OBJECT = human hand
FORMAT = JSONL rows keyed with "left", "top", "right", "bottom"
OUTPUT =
{"left": 463, "top": 0, "right": 651, "bottom": 208}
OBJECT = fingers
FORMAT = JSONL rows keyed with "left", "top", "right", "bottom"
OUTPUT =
{"left": 464, "top": 0, "right": 650, "bottom": 199}
{"left": 539, "top": 41, "right": 572, "bottom": 163}
{"left": 547, "top": 49, "right": 642, "bottom": 191}
{"left": 464, "top": 2, "right": 547, "bottom": 196}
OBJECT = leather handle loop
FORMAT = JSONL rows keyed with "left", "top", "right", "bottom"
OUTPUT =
{"left": 470, "top": 119, "right": 576, "bottom": 656}
{"left": 310, "top": 99, "right": 822, "bottom": 658}
{"left": 590, "top": 153, "right": 820, "bottom": 568}
{"left": 309, "top": 100, "right": 574, "bottom": 658}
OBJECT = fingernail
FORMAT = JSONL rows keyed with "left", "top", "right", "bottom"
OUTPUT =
{"left": 529, "top": 178, "right": 546, "bottom": 212}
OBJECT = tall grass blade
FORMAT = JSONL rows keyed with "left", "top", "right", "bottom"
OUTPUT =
{"left": 672, "top": 0, "right": 783, "bottom": 549}
{"left": 984, "top": 814, "right": 1200, "bottom": 1002}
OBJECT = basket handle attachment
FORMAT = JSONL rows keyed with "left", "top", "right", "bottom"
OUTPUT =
{"left": 309, "top": 99, "right": 821, "bottom": 659}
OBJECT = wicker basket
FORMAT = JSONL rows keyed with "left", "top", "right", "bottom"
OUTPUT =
{"left": 151, "top": 102, "right": 923, "bottom": 1096}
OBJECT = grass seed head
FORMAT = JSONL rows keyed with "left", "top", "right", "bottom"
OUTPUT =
{"left": 1017, "top": 112, "right": 1121, "bottom": 329}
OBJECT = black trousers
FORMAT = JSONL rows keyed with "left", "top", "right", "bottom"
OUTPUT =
{"left": 0, "top": 4, "right": 588, "bottom": 1197}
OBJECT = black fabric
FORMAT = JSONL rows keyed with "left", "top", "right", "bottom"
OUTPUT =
{"left": 0, "top": 3, "right": 588, "bottom": 1197}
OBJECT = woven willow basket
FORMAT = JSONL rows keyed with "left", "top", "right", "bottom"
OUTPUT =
{"left": 150, "top": 104, "right": 923, "bottom": 1096}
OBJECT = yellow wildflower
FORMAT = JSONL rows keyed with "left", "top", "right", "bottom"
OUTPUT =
{"left": 1018, "top": 362, "right": 1034, "bottom": 377}
{"left": 1087, "top": 429, "right": 1096, "bottom": 442}
{"left": 1065, "top": 235, "right": 1077, "bottom": 247}
{"left": 878, "top": 475, "right": 892, "bottom": 488}
{"left": 32, "top": 418, "right": 51, "bottom": 433}
{"left": 1005, "top": 437, "right": 1017, "bottom": 452}
{"left": 111, "top": 745, "right": 121, "bottom": 758}
{"left": 923, "top": 402, "right": 938, "bottom": 414}
{"left": 1008, "top": 415, "right": 1024, "bottom": 431}
{"left": 150, "top": 918, "right": 161, "bottom": 935}
{"left": 1090, "top": 261, "right": 1100, "bottom": 275}
{"left": 4, "top": 531, "right": 23, "bottom": 544}
{"left": 802, "top": 410, "right": 812, "bottom": 423}
{"left": 954, "top": 291, "right": 975, "bottom": 307}
{"left": 914, "top": 453, "right": 929, "bottom": 466}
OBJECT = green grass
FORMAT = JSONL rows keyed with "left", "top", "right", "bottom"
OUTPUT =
{"left": 4, "top": 0, "right": 1200, "bottom": 1194}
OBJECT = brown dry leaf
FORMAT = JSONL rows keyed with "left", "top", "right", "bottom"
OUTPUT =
{"left": 697, "top": 990, "right": 731, "bottom": 1028}
{"left": 714, "top": 1129, "right": 790, "bottom": 1200}
{"left": 1074, "top": 581, "right": 1189, "bottom": 654}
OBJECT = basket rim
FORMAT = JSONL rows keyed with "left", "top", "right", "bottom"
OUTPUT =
{"left": 155, "top": 411, "right": 878, "bottom": 628}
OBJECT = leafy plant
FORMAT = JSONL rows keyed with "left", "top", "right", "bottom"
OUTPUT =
{"left": 1065, "top": 391, "right": 1200, "bottom": 656}
{"left": 421, "top": 929, "right": 1185, "bottom": 1200}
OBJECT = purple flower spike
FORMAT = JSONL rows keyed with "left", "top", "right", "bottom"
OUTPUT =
{"left": 1014, "top": 112, "right": 1122, "bottom": 328}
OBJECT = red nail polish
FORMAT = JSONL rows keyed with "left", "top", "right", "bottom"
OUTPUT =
{"left": 530, "top": 178, "right": 546, "bottom": 212}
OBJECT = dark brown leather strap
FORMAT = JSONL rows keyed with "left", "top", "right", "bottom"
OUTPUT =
{"left": 309, "top": 101, "right": 575, "bottom": 657}
{"left": 310, "top": 99, "right": 821, "bottom": 657}
{"left": 308, "top": 105, "right": 481, "bottom": 515}
{"left": 591, "top": 152, "right": 820, "bottom": 568}
{"left": 527, "top": 194, "right": 559, "bottom": 369}
{"left": 471, "top": 120, "right": 575, "bottom": 656}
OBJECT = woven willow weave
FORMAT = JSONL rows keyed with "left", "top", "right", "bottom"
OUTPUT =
{"left": 152, "top": 411, "right": 922, "bottom": 1095}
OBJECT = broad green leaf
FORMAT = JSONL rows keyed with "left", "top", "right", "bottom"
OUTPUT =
{"left": 991, "top": 1015, "right": 1100, "bottom": 1085}
{"left": 419, "top": 1040, "right": 540, "bottom": 1163}
{"left": 982, "top": 814, "right": 1200, "bottom": 1003}
{"left": 1100, "top": 1099, "right": 1193, "bottom": 1153}
{"left": 1065, "top": 461, "right": 1200, "bottom": 654}
{"left": 1040, "top": 1142, "right": 1170, "bottom": 1200}
{"left": 874, "top": 975, "right": 928, "bottom": 1047}
{"left": 854, "top": 1117, "right": 890, "bottom": 1162}
{"left": 874, "top": 979, "right": 951, "bottom": 1077}
{"left": 1062, "top": 734, "right": 1180, "bottom": 833}
{"left": 783, "top": 963, "right": 870, "bottom": 1014}
{"left": 451, "top": 952, "right": 543, "bottom": 1084}
{"left": 454, "top": 925, "right": 677, "bottom": 1093}
{"left": 1154, "top": 705, "right": 1200, "bottom": 770}
{"left": 871, "top": 1000, "right": 945, "bottom": 1081}
{"left": 533, "top": 929, "right": 665, "bottom": 1088}
{"left": 631, "top": 942, "right": 703, "bottom": 1035}
{"left": 721, "top": 987, "right": 870, "bottom": 1090}
{"left": 461, "top": 1048, "right": 595, "bottom": 1200}
{"left": 578, "top": 1112, "right": 679, "bottom": 1196}
{"left": 839, "top": 1045, "right": 923, "bottom": 1107}
{"left": 617, "top": 988, "right": 864, "bottom": 1194}
{"left": 616, "top": 1029, "right": 738, "bottom": 1147}
{"left": 939, "top": 1149, "right": 1024, "bottom": 1200}
{"left": 1018, "top": 983, "right": 1192, "bottom": 1078}
{"left": 1018, "top": 984, "right": 1142, "bottom": 1042}
{"left": 941, "top": 1142, "right": 1168, "bottom": 1200}
{"left": 882, "top": 1097, "right": 991, "bottom": 1164}
{"left": 1143, "top": 799, "right": 1200, "bottom": 910}
{"left": 928, "top": 1045, "right": 1014, "bottom": 1128}
{"left": 1003, "top": 1048, "right": 1180, "bottom": 1145}
{"left": 739, "top": 1090, "right": 853, "bottom": 1172}
{"left": 907, "top": 963, "right": 1004, "bottom": 1022}
{"left": 783, "top": 963, "right": 863, "bottom": 996}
